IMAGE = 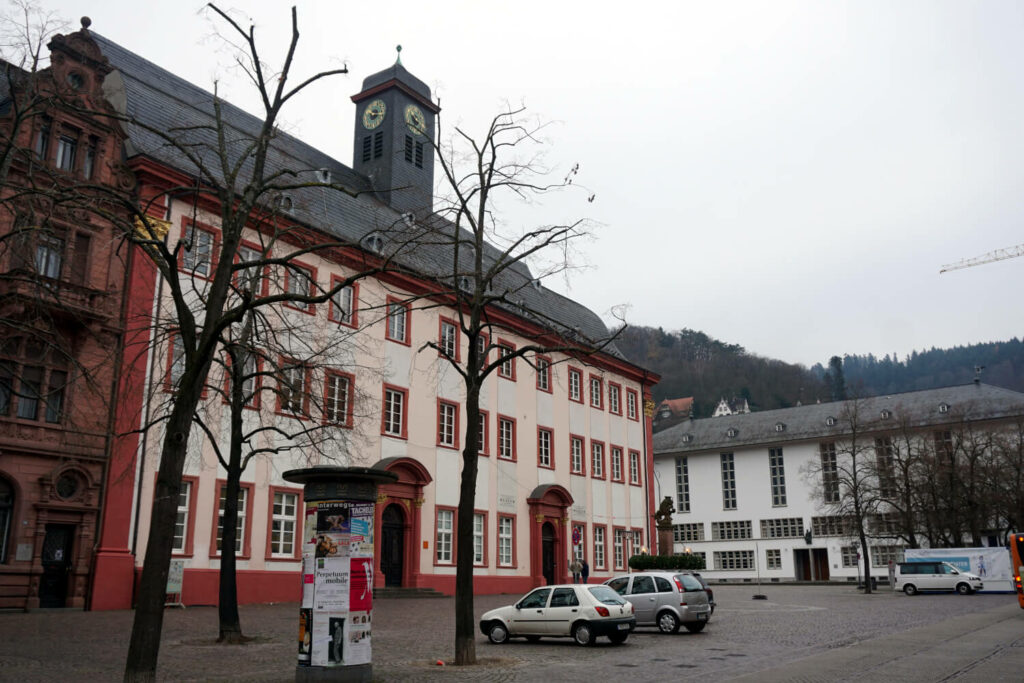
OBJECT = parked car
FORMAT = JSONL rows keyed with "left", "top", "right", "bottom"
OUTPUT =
{"left": 894, "top": 561, "right": 983, "bottom": 595}
{"left": 605, "top": 571, "right": 711, "bottom": 634}
{"left": 479, "top": 584, "right": 635, "bottom": 646}
{"left": 692, "top": 572, "right": 716, "bottom": 614}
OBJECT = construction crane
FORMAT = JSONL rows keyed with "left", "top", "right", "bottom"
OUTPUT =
{"left": 939, "top": 243, "right": 1024, "bottom": 273}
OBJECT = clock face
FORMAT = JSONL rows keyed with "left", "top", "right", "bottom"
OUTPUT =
{"left": 362, "top": 99, "right": 386, "bottom": 130}
{"left": 404, "top": 104, "right": 427, "bottom": 137}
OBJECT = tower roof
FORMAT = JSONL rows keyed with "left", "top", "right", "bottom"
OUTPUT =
{"left": 352, "top": 49, "right": 437, "bottom": 111}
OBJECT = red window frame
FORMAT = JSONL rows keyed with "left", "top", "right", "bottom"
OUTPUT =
{"left": 478, "top": 409, "right": 490, "bottom": 456}
{"left": 537, "top": 427, "right": 554, "bottom": 470}
{"left": 210, "top": 479, "right": 255, "bottom": 559}
{"left": 608, "top": 381, "right": 622, "bottom": 416}
{"left": 276, "top": 356, "right": 311, "bottom": 417}
{"left": 589, "top": 375, "right": 604, "bottom": 410}
{"left": 472, "top": 509, "right": 489, "bottom": 568}
{"left": 497, "top": 513, "right": 518, "bottom": 568}
{"left": 282, "top": 259, "right": 318, "bottom": 315}
{"left": 265, "top": 485, "right": 304, "bottom": 561}
{"left": 497, "top": 414, "right": 517, "bottom": 461}
{"left": 434, "top": 505, "right": 457, "bottom": 567}
{"left": 590, "top": 439, "right": 606, "bottom": 480}
{"left": 474, "top": 331, "right": 490, "bottom": 364}
{"left": 497, "top": 338, "right": 516, "bottom": 380}
{"left": 612, "top": 525, "right": 627, "bottom": 570}
{"left": 569, "top": 434, "right": 586, "bottom": 476}
{"left": 328, "top": 276, "right": 359, "bottom": 328}
{"left": 381, "top": 383, "right": 409, "bottom": 439}
{"left": 629, "top": 449, "right": 643, "bottom": 486}
{"left": 610, "top": 445, "right": 624, "bottom": 483}
{"left": 568, "top": 366, "right": 583, "bottom": 403}
{"left": 385, "top": 296, "right": 411, "bottom": 345}
{"left": 323, "top": 370, "right": 355, "bottom": 427}
{"left": 626, "top": 388, "right": 640, "bottom": 421}
{"left": 535, "top": 355, "right": 552, "bottom": 393}
{"left": 234, "top": 239, "right": 270, "bottom": 296}
{"left": 437, "top": 398, "right": 460, "bottom": 450}
{"left": 593, "top": 524, "right": 607, "bottom": 571}
{"left": 179, "top": 217, "right": 219, "bottom": 280}
{"left": 170, "top": 474, "right": 200, "bottom": 558}
{"left": 438, "top": 316, "right": 461, "bottom": 362}
{"left": 571, "top": 521, "right": 587, "bottom": 565}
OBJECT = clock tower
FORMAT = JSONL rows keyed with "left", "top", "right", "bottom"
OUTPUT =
{"left": 351, "top": 47, "right": 439, "bottom": 217}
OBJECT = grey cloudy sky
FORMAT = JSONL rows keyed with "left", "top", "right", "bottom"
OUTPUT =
{"left": 37, "top": 0, "right": 1024, "bottom": 367}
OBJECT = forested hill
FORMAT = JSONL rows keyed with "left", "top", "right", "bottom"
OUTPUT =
{"left": 616, "top": 326, "right": 1024, "bottom": 418}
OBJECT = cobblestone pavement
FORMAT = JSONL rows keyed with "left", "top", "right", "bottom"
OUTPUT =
{"left": 0, "top": 585, "right": 1020, "bottom": 681}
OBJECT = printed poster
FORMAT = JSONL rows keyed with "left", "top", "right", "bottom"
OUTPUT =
{"left": 314, "top": 501, "right": 351, "bottom": 559}
{"left": 314, "top": 556, "right": 350, "bottom": 611}
{"left": 311, "top": 612, "right": 346, "bottom": 667}
{"left": 349, "top": 557, "right": 374, "bottom": 612}
{"left": 345, "top": 611, "right": 372, "bottom": 666}
{"left": 297, "top": 608, "right": 312, "bottom": 666}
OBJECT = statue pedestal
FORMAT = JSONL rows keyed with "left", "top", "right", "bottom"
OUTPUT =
{"left": 657, "top": 524, "right": 674, "bottom": 556}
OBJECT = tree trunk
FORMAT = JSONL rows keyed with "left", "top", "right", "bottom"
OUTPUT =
{"left": 218, "top": 465, "right": 244, "bottom": 642}
{"left": 454, "top": 383, "right": 481, "bottom": 666}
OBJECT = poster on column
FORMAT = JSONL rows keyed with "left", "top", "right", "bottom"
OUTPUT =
{"left": 301, "top": 556, "right": 315, "bottom": 608}
{"left": 314, "top": 501, "right": 351, "bottom": 559}
{"left": 348, "top": 503, "right": 375, "bottom": 557}
{"left": 314, "top": 556, "right": 350, "bottom": 611}
{"left": 349, "top": 556, "right": 373, "bottom": 612}
{"left": 311, "top": 612, "right": 347, "bottom": 667}
{"left": 297, "top": 608, "right": 312, "bottom": 666}
{"left": 345, "top": 611, "right": 372, "bottom": 665}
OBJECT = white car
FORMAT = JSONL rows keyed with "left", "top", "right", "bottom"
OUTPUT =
{"left": 894, "top": 561, "right": 984, "bottom": 595}
{"left": 479, "top": 584, "right": 636, "bottom": 646}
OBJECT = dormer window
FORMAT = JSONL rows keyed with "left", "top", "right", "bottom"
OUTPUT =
{"left": 682, "top": 433, "right": 693, "bottom": 443}
{"left": 880, "top": 409, "right": 892, "bottom": 419}
{"left": 775, "top": 422, "right": 786, "bottom": 433}
{"left": 826, "top": 416, "right": 836, "bottom": 426}
{"left": 938, "top": 403, "right": 949, "bottom": 414}
{"left": 363, "top": 233, "right": 385, "bottom": 254}
{"left": 727, "top": 428, "right": 738, "bottom": 438}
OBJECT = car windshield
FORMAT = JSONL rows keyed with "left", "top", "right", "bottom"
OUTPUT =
{"left": 587, "top": 585, "right": 626, "bottom": 605}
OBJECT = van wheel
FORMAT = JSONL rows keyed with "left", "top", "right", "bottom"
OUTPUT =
{"left": 684, "top": 622, "right": 706, "bottom": 633}
{"left": 657, "top": 611, "right": 680, "bottom": 634}
{"left": 903, "top": 584, "right": 918, "bottom": 596}
{"left": 956, "top": 582, "right": 972, "bottom": 595}
{"left": 487, "top": 622, "right": 509, "bottom": 644}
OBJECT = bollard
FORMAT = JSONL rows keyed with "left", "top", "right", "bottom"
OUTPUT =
{"left": 284, "top": 466, "right": 397, "bottom": 682}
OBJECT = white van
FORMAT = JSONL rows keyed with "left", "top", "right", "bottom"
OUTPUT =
{"left": 894, "top": 561, "right": 983, "bottom": 595}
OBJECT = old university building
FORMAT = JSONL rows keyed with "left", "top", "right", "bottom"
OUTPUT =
{"left": 1, "top": 23, "right": 658, "bottom": 609}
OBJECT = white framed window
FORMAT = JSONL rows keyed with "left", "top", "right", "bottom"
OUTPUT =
{"left": 499, "top": 417, "right": 515, "bottom": 460}
{"left": 538, "top": 428, "right": 553, "bottom": 468}
{"left": 169, "top": 333, "right": 186, "bottom": 388}
{"left": 270, "top": 491, "right": 298, "bottom": 557}
{"left": 629, "top": 450, "right": 641, "bottom": 485}
{"left": 675, "top": 456, "right": 690, "bottom": 512}
{"left": 478, "top": 411, "right": 488, "bottom": 454}
{"left": 609, "top": 384, "right": 620, "bottom": 414}
{"left": 611, "top": 447, "right": 623, "bottom": 481}
{"left": 571, "top": 436, "right": 583, "bottom": 474}
{"left": 383, "top": 387, "right": 406, "bottom": 437}
{"left": 572, "top": 523, "right": 585, "bottom": 561}
{"left": 841, "top": 545, "right": 859, "bottom": 568}
{"left": 172, "top": 481, "right": 192, "bottom": 552}
{"left": 279, "top": 362, "right": 307, "bottom": 414}
{"left": 568, "top": 369, "right": 581, "bottom": 401}
{"left": 286, "top": 264, "right": 314, "bottom": 308}
{"left": 766, "top": 549, "right": 782, "bottom": 570}
{"left": 627, "top": 390, "right": 638, "bottom": 420}
{"left": 613, "top": 528, "right": 625, "bottom": 569}
{"left": 594, "top": 526, "right": 606, "bottom": 569}
{"left": 590, "top": 377, "right": 603, "bottom": 408}
{"left": 591, "top": 442, "right": 604, "bottom": 478}
{"left": 711, "top": 520, "right": 752, "bottom": 540}
{"left": 498, "top": 344, "right": 515, "bottom": 379}
{"left": 55, "top": 134, "right": 76, "bottom": 171}
{"left": 769, "top": 447, "right": 787, "bottom": 506}
{"left": 498, "top": 516, "right": 514, "bottom": 566}
{"left": 714, "top": 550, "right": 754, "bottom": 570}
{"left": 436, "top": 509, "right": 454, "bottom": 564}
{"left": 760, "top": 518, "right": 804, "bottom": 539}
{"left": 439, "top": 319, "right": 457, "bottom": 359}
{"left": 820, "top": 442, "right": 840, "bottom": 503}
{"left": 216, "top": 486, "right": 248, "bottom": 554}
{"left": 438, "top": 401, "right": 457, "bottom": 447}
{"left": 871, "top": 545, "right": 905, "bottom": 568}
{"left": 183, "top": 226, "right": 214, "bottom": 277}
{"left": 536, "top": 357, "right": 550, "bottom": 391}
{"left": 325, "top": 373, "right": 351, "bottom": 425}
{"left": 473, "top": 513, "right": 485, "bottom": 565}
{"left": 386, "top": 300, "right": 408, "bottom": 343}
{"left": 721, "top": 452, "right": 737, "bottom": 510}
{"left": 236, "top": 244, "right": 263, "bottom": 293}
{"left": 35, "top": 234, "right": 64, "bottom": 279}
{"left": 673, "top": 523, "right": 704, "bottom": 543}
{"left": 332, "top": 285, "right": 355, "bottom": 325}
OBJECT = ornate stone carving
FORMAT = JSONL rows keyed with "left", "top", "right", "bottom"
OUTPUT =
{"left": 654, "top": 496, "right": 675, "bottom": 530}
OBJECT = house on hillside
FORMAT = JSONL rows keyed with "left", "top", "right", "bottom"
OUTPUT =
{"left": 652, "top": 382, "right": 1024, "bottom": 583}
{"left": 653, "top": 397, "right": 693, "bottom": 433}
{"left": 0, "top": 23, "right": 659, "bottom": 610}
{"left": 712, "top": 397, "right": 750, "bottom": 417}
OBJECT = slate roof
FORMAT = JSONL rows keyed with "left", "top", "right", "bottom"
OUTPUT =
{"left": 653, "top": 382, "right": 1024, "bottom": 455}
{"left": 85, "top": 31, "right": 635, "bottom": 364}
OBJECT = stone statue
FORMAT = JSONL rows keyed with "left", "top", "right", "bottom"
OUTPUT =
{"left": 654, "top": 496, "right": 675, "bottom": 528}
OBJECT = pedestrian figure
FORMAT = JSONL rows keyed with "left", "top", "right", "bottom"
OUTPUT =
{"left": 581, "top": 559, "right": 590, "bottom": 584}
{"left": 569, "top": 558, "right": 582, "bottom": 583}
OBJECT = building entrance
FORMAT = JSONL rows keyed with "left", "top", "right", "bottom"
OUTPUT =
{"left": 39, "top": 524, "right": 74, "bottom": 607}
{"left": 542, "top": 522, "right": 555, "bottom": 585}
{"left": 381, "top": 505, "right": 404, "bottom": 587}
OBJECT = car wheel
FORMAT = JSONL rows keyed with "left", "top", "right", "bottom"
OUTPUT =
{"left": 525, "top": 635, "right": 542, "bottom": 643}
{"left": 684, "top": 622, "right": 706, "bottom": 634}
{"left": 608, "top": 632, "right": 629, "bottom": 644}
{"left": 487, "top": 622, "right": 509, "bottom": 644}
{"left": 956, "top": 582, "right": 972, "bottom": 595}
{"left": 572, "top": 622, "right": 595, "bottom": 646}
{"left": 657, "top": 611, "right": 680, "bottom": 634}
{"left": 903, "top": 584, "right": 918, "bottom": 596}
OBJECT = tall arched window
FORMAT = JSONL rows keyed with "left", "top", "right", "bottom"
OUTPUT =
{"left": 0, "top": 478, "right": 12, "bottom": 563}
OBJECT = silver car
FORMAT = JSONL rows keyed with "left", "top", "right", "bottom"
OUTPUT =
{"left": 605, "top": 571, "right": 711, "bottom": 634}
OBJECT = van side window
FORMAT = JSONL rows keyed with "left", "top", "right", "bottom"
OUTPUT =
{"left": 654, "top": 576, "right": 673, "bottom": 592}
{"left": 631, "top": 576, "right": 655, "bottom": 594}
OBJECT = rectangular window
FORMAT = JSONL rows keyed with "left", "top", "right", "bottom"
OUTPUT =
{"left": 438, "top": 400, "right": 458, "bottom": 448}
{"left": 626, "top": 389, "right": 639, "bottom": 420}
{"left": 675, "top": 456, "right": 690, "bottom": 512}
{"left": 325, "top": 372, "right": 352, "bottom": 426}
{"left": 331, "top": 283, "right": 356, "bottom": 326}
{"left": 568, "top": 368, "right": 582, "bottom": 402}
{"left": 613, "top": 528, "right": 625, "bottom": 569}
{"left": 436, "top": 509, "right": 453, "bottom": 564}
{"left": 285, "top": 263, "right": 315, "bottom": 311}
{"left": 766, "top": 549, "right": 782, "bottom": 570}
{"left": 760, "top": 517, "right": 804, "bottom": 539}
{"left": 721, "top": 452, "right": 737, "bottom": 510}
{"left": 33, "top": 118, "right": 50, "bottom": 159}
{"left": 55, "top": 134, "right": 76, "bottom": 172}
{"left": 608, "top": 383, "right": 621, "bottom": 415}
{"left": 870, "top": 512, "right": 900, "bottom": 536}
{"left": 35, "top": 234, "right": 64, "bottom": 279}
{"left": 713, "top": 550, "right": 754, "bottom": 570}
{"left": 629, "top": 450, "right": 641, "bottom": 485}
{"left": 172, "top": 481, "right": 192, "bottom": 553}
{"left": 278, "top": 361, "right": 308, "bottom": 415}
{"left": 224, "top": 352, "right": 259, "bottom": 408}
{"left": 711, "top": 520, "right": 753, "bottom": 540}
{"left": 44, "top": 369, "right": 66, "bottom": 423}
{"left": 386, "top": 298, "right": 409, "bottom": 344}
{"left": 439, "top": 318, "right": 458, "bottom": 360}
{"left": 362, "top": 135, "right": 372, "bottom": 162}
{"left": 536, "top": 356, "right": 550, "bottom": 392}
{"left": 216, "top": 486, "right": 248, "bottom": 554}
{"left": 812, "top": 515, "right": 853, "bottom": 537}
{"left": 572, "top": 523, "right": 586, "bottom": 561}
{"left": 0, "top": 361, "right": 13, "bottom": 416}
{"left": 69, "top": 232, "right": 91, "bottom": 284}
{"left": 497, "top": 341, "right": 515, "bottom": 380}
{"left": 16, "top": 365, "right": 42, "bottom": 419}
{"left": 820, "top": 442, "right": 840, "bottom": 503}
{"left": 183, "top": 224, "right": 214, "bottom": 277}
{"left": 82, "top": 138, "right": 96, "bottom": 180}
{"left": 611, "top": 446, "right": 623, "bottom": 482}
{"left": 594, "top": 526, "right": 606, "bottom": 570}
{"left": 538, "top": 428, "right": 553, "bottom": 468}
{"left": 498, "top": 416, "right": 516, "bottom": 460}
{"left": 498, "top": 516, "right": 514, "bottom": 567}
{"left": 478, "top": 410, "right": 489, "bottom": 455}
{"left": 589, "top": 376, "right": 603, "bottom": 409}
{"left": 841, "top": 545, "right": 859, "bottom": 568}
{"left": 870, "top": 545, "right": 905, "bottom": 568}
{"left": 769, "top": 447, "right": 787, "bottom": 506}
{"left": 473, "top": 512, "right": 485, "bottom": 565}
{"left": 383, "top": 386, "right": 407, "bottom": 437}
{"left": 404, "top": 135, "right": 414, "bottom": 163}
{"left": 875, "top": 437, "right": 896, "bottom": 498}
{"left": 270, "top": 491, "right": 298, "bottom": 557}
{"left": 673, "top": 523, "right": 704, "bottom": 543}
{"left": 234, "top": 244, "right": 264, "bottom": 294}
{"left": 570, "top": 436, "right": 584, "bottom": 474}
{"left": 591, "top": 441, "right": 604, "bottom": 478}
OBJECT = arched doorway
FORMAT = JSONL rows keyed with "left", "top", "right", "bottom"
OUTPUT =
{"left": 381, "top": 505, "right": 405, "bottom": 587}
{"left": 541, "top": 522, "right": 556, "bottom": 585}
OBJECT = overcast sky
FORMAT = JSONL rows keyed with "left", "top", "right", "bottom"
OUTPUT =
{"left": 34, "top": 0, "right": 1024, "bottom": 367}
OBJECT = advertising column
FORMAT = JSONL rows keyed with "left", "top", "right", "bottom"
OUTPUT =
{"left": 284, "top": 466, "right": 397, "bottom": 683}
